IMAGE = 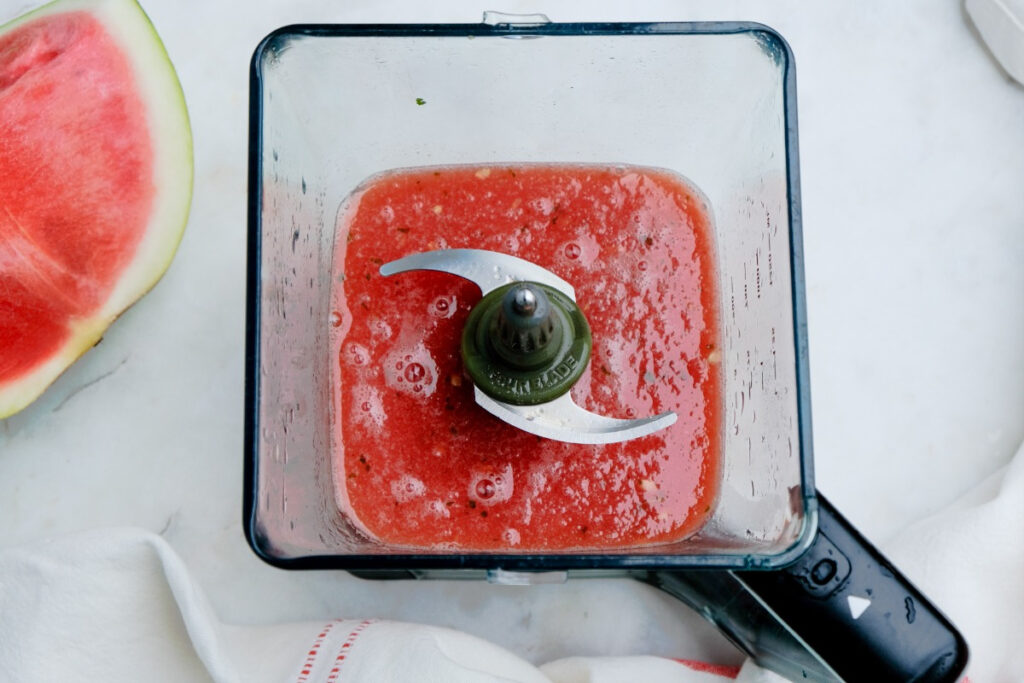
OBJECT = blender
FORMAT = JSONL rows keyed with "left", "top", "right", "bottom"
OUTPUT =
{"left": 244, "top": 15, "right": 968, "bottom": 681}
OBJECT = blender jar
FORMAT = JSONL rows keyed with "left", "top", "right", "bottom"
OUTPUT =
{"left": 247, "top": 19, "right": 811, "bottom": 568}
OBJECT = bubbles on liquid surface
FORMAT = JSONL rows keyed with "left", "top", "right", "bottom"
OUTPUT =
{"left": 502, "top": 528, "right": 521, "bottom": 546}
{"left": 391, "top": 474, "right": 426, "bottom": 503}
{"left": 561, "top": 233, "right": 600, "bottom": 267}
{"left": 371, "top": 319, "right": 393, "bottom": 340}
{"left": 404, "top": 362, "right": 426, "bottom": 383}
{"left": 329, "top": 311, "right": 343, "bottom": 327}
{"left": 428, "top": 294, "right": 457, "bottom": 319}
{"left": 427, "top": 499, "right": 450, "bottom": 518}
{"left": 350, "top": 384, "right": 385, "bottom": 428}
{"left": 530, "top": 197, "right": 555, "bottom": 215}
{"left": 475, "top": 479, "right": 496, "bottom": 499}
{"left": 342, "top": 343, "right": 370, "bottom": 367}
{"left": 384, "top": 345, "right": 438, "bottom": 397}
{"left": 468, "top": 464, "right": 513, "bottom": 506}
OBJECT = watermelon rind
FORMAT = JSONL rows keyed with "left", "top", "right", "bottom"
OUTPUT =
{"left": 0, "top": 0, "right": 193, "bottom": 418}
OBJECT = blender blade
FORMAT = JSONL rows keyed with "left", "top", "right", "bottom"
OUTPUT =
{"left": 473, "top": 388, "right": 676, "bottom": 445}
{"left": 380, "top": 248, "right": 676, "bottom": 444}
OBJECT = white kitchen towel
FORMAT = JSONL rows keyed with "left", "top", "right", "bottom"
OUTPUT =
{"left": 0, "top": 521, "right": 774, "bottom": 683}
{"left": 0, "top": 521, "right": 775, "bottom": 683}
{"left": 0, "top": 441, "right": 1020, "bottom": 682}
{"left": 885, "top": 442, "right": 1024, "bottom": 682}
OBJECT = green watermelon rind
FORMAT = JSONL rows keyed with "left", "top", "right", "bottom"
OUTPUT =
{"left": 0, "top": 0, "right": 193, "bottom": 418}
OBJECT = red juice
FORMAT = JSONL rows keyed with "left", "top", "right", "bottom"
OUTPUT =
{"left": 329, "top": 165, "right": 721, "bottom": 551}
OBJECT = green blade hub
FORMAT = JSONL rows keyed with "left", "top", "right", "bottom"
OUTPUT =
{"left": 462, "top": 282, "right": 591, "bottom": 406}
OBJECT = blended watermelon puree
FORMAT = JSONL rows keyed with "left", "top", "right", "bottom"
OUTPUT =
{"left": 0, "top": 12, "right": 153, "bottom": 381}
{"left": 330, "top": 165, "right": 721, "bottom": 551}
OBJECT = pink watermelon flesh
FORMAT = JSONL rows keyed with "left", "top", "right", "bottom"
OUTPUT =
{"left": 0, "top": 11, "right": 154, "bottom": 382}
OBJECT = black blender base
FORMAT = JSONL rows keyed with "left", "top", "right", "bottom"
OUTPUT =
{"left": 643, "top": 493, "right": 968, "bottom": 682}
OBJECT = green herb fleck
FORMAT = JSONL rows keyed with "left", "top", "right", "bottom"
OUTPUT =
{"left": 415, "top": 97, "right": 426, "bottom": 106}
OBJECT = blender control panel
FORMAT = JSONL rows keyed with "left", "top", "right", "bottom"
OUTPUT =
{"left": 736, "top": 495, "right": 968, "bottom": 682}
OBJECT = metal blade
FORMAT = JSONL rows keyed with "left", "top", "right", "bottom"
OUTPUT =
{"left": 381, "top": 248, "right": 676, "bottom": 443}
{"left": 380, "top": 249, "right": 576, "bottom": 300}
{"left": 473, "top": 388, "right": 677, "bottom": 445}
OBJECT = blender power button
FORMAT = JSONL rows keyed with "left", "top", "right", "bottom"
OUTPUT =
{"left": 810, "top": 558, "right": 837, "bottom": 585}
{"left": 783, "top": 531, "right": 851, "bottom": 598}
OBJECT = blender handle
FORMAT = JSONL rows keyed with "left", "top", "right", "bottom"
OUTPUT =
{"left": 644, "top": 493, "right": 968, "bottom": 682}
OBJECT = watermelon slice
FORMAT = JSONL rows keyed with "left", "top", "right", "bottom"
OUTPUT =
{"left": 0, "top": 0, "right": 192, "bottom": 417}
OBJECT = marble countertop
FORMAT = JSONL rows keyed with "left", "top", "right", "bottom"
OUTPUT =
{"left": 2, "top": 0, "right": 1022, "bottom": 673}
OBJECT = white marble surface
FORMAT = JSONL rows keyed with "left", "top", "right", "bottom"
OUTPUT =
{"left": 1, "top": 0, "right": 1022, "bottom": 674}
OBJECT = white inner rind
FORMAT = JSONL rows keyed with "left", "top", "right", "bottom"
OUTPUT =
{"left": 0, "top": 0, "right": 193, "bottom": 418}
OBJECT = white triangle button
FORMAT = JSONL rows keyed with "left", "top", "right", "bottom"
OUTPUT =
{"left": 847, "top": 595, "right": 871, "bottom": 620}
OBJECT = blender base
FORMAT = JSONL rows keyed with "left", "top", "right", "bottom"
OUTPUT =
{"left": 644, "top": 494, "right": 968, "bottom": 682}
